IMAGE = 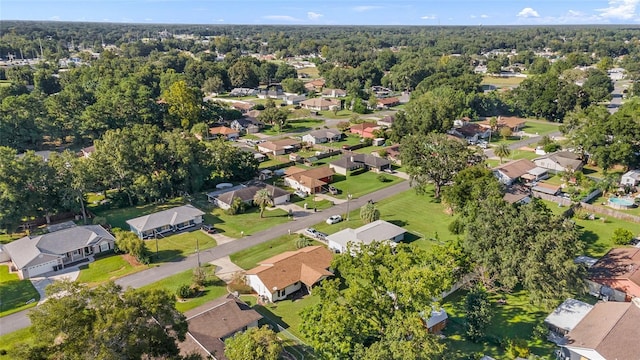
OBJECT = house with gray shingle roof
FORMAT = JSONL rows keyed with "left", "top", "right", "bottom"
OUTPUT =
{"left": 302, "top": 129, "right": 342, "bottom": 145}
{"left": 329, "top": 152, "right": 391, "bottom": 175}
{"left": 326, "top": 220, "right": 406, "bottom": 253}
{"left": 207, "top": 184, "right": 290, "bottom": 210}
{"left": 2, "top": 225, "right": 115, "bottom": 279}
{"left": 126, "top": 204, "right": 205, "bottom": 239}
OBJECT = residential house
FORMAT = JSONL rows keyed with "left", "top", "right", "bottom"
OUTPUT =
{"left": 207, "top": 126, "right": 240, "bottom": 141}
{"left": 80, "top": 145, "right": 95, "bottom": 158}
{"left": 321, "top": 88, "right": 347, "bottom": 98}
{"left": 240, "top": 147, "right": 266, "bottom": 162}
{"left": 229, "top": 88, "right": 258, "bottom": 97}
{"left": 126, "top": 204, "right": 205, "bottom": 239}
{"left": 350, "top": 122, "right": 380, "bottom": 139}
{"left": 302, "top": 129, "right": 342, "bottom": 145}
{"left": 231, "top": 102, "right": 254, "bottom": 114}
{"left": 449, "top": 122, "right": 492, "bottom": 144}
{"left": 621, "top": 169, "right": 640, "bottom": 187}
{"left": 424, "top": 308, "right": 448, "bottom": 334}
{"left": 587, "top": 247, "right": 640, "bottom": 302}
{"left": 283, "top": 166, "right": 335, "bottom": 194}
{"left": 208, "top": 183, "right": 290, "bottom": 210}
{"left": 561, "top": 300, "right": 640, "bottom": 360}
{"left": 299, "top": 98, "right": 340, "bottom": 111}
{"left": 533, "top": 151, "right": 585, "bottom": 173}
{"left": 327, "top": 220, "right": 407, "bottom": 253}
{"left": 257, "top": 138, "right": 301, "bottom": 156}
{"left": 329, "top": 152, "right": 391, "bottom": 175}
{"left": 257, "top": 88, "right": 284, "bottom": 100}
{"left": 376, "top": 97, "right": 400, "bottom": 109}
{"left": 2, "top": 225, "right": 115, "bottom": 279}
{"left": 303, "top": 79, "right": 325, "bottom": 92}
{"left": 377, "top": 115, "right": 395, "bottom": 128}
{"left": 493, "top": 159, "right": 548, "bottom": 185}
{"left": 230, "top": 118, "right": 264, "bottom": 134}
{"left": 371, "top": 86, "right": 392, "bottom": 97}
{"left": 179, "top": 294, "right": 263, "bottom": 360}
{"left": 382, "top": 144, "right": 402, "bottom": 165}
{"left": 531, "top": 182, "right": 561, "bottom": 196}
{"left": 245, "top": 246, "right": 333, "bottom": 302}
{"left": 544, "top": 298, "right": 593, "bottom": 343}
{"left": 283, "top": 94, "right": 306, "bottom": 105}
{"left": 478, "top": 116, "right": 527, "bottom": 132}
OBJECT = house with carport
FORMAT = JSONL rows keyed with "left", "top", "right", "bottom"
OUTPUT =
{"left": 283, "top": 166, "right": 335, "bottom": 195}
{"left": 327, "top": 220, "right": 407, "bottom": 253}
{"left": 329, "top": 152, "right": 391, "bottom": 175}
{"left": 245, "top": 246, "right": 333, "bottom": 302}
{"left": 257, "top": 138, "right": 301, "bottom": 156}
{"left": 2, "top": 225, "right": 115, "bottom": 279}
{"left": 208, "top": 183, "right": 290, "bottom": 210}
{"left": 587, "top": 247, "right": 640, "bottom": 302}
{"left": 126, "top": 204, "right": 205, "bottom": 239}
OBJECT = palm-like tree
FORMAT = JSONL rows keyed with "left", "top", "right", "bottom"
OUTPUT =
{"left": 253, "top": 189, "right": 273, "bottom": 218}
{"left": 494, "top": 143, "right": 511, "bottom": 164}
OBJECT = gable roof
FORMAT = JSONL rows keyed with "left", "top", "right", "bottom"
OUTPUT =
{"left": 534, "top": 151, "right": 584, "bottom": 169}
{"left": 350, "top": 122, "right": 378, "bottom": 133}
{"left": 3, "top": 225, "right": 115, "bottom": 270}
{"left": 565, "top": 301, "right": 640, "bottom": 359}
{"left": 126, "top": 205, "right": 205, "bottom": 233}
{"left": 330, "top": 152, "right": 390, "bottom": 170}
{"left": 588, "top": 247, "right": 640, "bottom": 298}
{"left": 285, "top": 166, "right": 335, "bottom": 182}
{"left": 479, "top": 116, "right": 527, "bottom": 130}
{"left": 258, "top": 138, "right": 300, "bottom": 152}
{"left": 299, "top": 98, "right": 339, "bottom": 108}
{"left": 305, "top": 129, "right": 342, "bottom": 139}
{"left": 494, "top": 159, "right": 537, "bottom": 180}
{"left": 246, "top": 246, "right": 333, "bottom": 291}
{"left": 231, "top": 102, "right": 254, "bottom": 111}
{"left": 456, "top": 123, "right": 490, "bottom": 138}
{"left": 377, "top": 97, "right": 399, "bottom": 105}
{"left": 326, "top": 220, "right": 406, "bottom": 250}
{"left": 321, "top": 88, "right": 346, "bottom": 96}
{"left": 209, "top": 126, "right": 238, "bottom": 136}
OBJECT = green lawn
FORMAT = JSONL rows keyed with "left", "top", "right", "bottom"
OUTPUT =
{"left": 298, "top": 67, "right": 319, "bottom": 78}
{"left": 254, "top": 293, "right": 321, "bottom": 344}
{"left": 139, "top": 267, "right": 229, "bottom": 313}
{"left": 324, "top": 135, "right": 363, "bottom": 148}
{"left": 442, "top": 289, "right": 556, "bottom": 359}
{"left": 258, "top": 156, "right": 290, "bottom": 169}
{"left": 262, "top": 119, "right": 326, "bottom": 136}
{"left": 0, "top": 265, "right": 40, "bottom": 317}
{"left": 481, "top": 75, "right": 525, "bottom": 87}
{"left": 507, "top": 149, "right": 540, "bottom": 161}
{"left": 207, "top": 205, "right": 292, "bottom": 238}
{"left": 329, "top": 172, "right": 404, "bottom": 200}
{"left": 76, "top": 253, "right": 148, "bottom": 286}
{"left": 314, "top": 188, "right": 456, "bottom": 251}
{"left": 289, "top": 194, "right": 333, "bottom": 211}
{"left": 522, "top": 120, "right": 561, "bottom": 136}
{"left": 230, "top": 235, "right": 322, "bottom": 270}
{"left": 0, "top": 327, "right": 35, "bottom": 358}
{"left": 145, "top": 230, "right": 217, "bottom": 263}
{"left": 94, "top": 197, "right": 187, "bottom": 230}
{"left": 0, "top": 232, "right": 24, "bottom": 245}
{"left": 574, "top": 215, "right": 640, "bottom": 257}
{"left": 316, "top": 109, "right": 356, "bottom": 119}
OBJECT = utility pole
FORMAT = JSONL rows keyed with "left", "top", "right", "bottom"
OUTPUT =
{"left": 346, "top": 193, "right": 352, "bottom": 220}
{"left": 196, "top": 236, "right": 201, "bottom": 268}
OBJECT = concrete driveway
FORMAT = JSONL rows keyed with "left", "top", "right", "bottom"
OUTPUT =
{"left": 210, "top": 256, "right": 244, "bottom": 283}
{"left": 30, "top": 265, "right": 81, "bottom": 304}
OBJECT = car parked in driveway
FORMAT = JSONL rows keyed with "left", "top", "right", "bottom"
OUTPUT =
{"left": 305, "top": 228, "right": 319, "bottom": 237}
{"left": 201, "top": 224, "right": 217, "bottom": 234}
{"left": 328, "top": 185, "right": 340, "bottom": 195}
{"left": 326, "top": 215, "right": 342, "bottom": 224}
{"left": 294, "top": 190, "right": 308, "bottom": 198}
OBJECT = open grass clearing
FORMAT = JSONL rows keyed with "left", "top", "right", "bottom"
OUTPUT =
{"left": 140, "top": 267, "right": 229, "bottom": 313}
{"left": 254, "top": 293, "right": 321, "bottom": 344}
{"left": 481, "top": 75, "right": 525, "bottom": 87}
{"left": 94, "top": 197, "right": 187, "bottom": 230}
{"left": 0, "top": 327, "right": 35, "bottom": 358}
{"left": 328, "top": 171, "right": 404, "bottom": 200}
{"left": 522, "top": 120, "right": 561, "bottom": 136}
{"left": 507, "top": 149, "right": 540, "bottom": 161}
{"left": 0, "top": 265, "right": 40, "bottom": 317}
{"left": 230, "top": 234, "right": 323, "bottom": 270}
{"left": 262, "top": 118, "right": 326, "bottom": 136}
{"left": 442, "top": 288, "right": 556, "bottom": 359}
{"left": 298, "top": 67, "right": 319, "bottom": 78}
{"left": 76, "top": 253, "right": 148, "bottom": 286}
{"left": 144, "top": 230, "right": 217, "bottom": 264}
{"left": 323, "top": 135, "right": 364, "bottom": 148}
{"left": 204, "top": 203, "right": 292, "bottom": 238}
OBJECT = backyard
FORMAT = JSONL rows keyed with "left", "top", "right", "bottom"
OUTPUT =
{"left": 328, "top": 171, "right": 405, "bottom": 200}
{"left": 481, "top": 75, "right": 526, "bottom": 87}
{"left": 94, "top": 197, "right": 187, "bottom": 230}
{"left": 0, "top": 265, "right": 40, "bottom": 317}
{"left": 230, "top": 234, "right": 323, "bottom": 270}
{"left": 262, "top": 118, "right": 326, "bottom": 136}
{"left": 139, "top": 267, "right": 229, "bottom": 312}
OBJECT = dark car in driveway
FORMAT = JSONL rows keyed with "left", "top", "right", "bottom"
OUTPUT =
{"left": 202, "top": 224, "right": 217, "bottom": 234}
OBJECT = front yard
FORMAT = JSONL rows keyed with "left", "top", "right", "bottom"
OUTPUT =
{"left": 0, "top": 265, "right": 40, "bottom": 317}
{"left": 329, "top": 172, "right": 404, "bottom": 200}
{"left": 76, "top": 253, "right": 148, "bottom": 286}
{"left": 230, "top": 234, "right": 323, "bottom": 270}
{"left": 144, "top": 230, "right": 217, "bottom": 263}
{"left": 139, "top": 267, "right": 229, "bottom": 313}
{"left": 262, "top": 119, "right": 326, "bottom": 136}
{"left": 206, "top": 205, "right": 292, "bottom": 238}
{"left": 94, "top": 197, "right": 186, "bottom": 230}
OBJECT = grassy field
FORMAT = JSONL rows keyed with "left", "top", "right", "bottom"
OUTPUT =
{"left": 230, "top": 234, "right": 322, "bottom": 270}
{"left": 76, "top": 254, "right": 148, "bottom": 286}
{"left": 140, "top": 267, "right": 229, "bottom": 313}
{"left": 254, "top": 293, "right": 321, "bottom": 342}
{"left": 521, "top": 120, "right": 561, "bottom": 136}
{"left": 481, "top": 75, "right": 525, "bottom": 87}
{"left": 314, "top": 188, "right": 456, "bottom": 251}
{"left": 94, "top": 197, "right": 186, "bottom": 230}
{"left": 262, "top": 119, "right": 326, "bottom": 136}
{"left": 329, "top": 172, "right": 404, "bottom": 200}
{"left": 0, "top": 327, "right": 35, "bottom": 358}
{"left": 324, "top": 135, "right": 364, "bottom": 148}
{"left": 507, "top": 149, "right": 540, "bottom": 161}
{"left": 0, "top": 265, "right": 40, "bottom": 317}
{"left": 298, "top": 67, "right": 319, "bottom": 78}
{"left": 144, "top": 230, "right": 217, "bottom": 263}
{"left": 442, "top": 289, "right": 557, "bottom": 359}
{"left": 207, "top": 205, "right": 291, "bottom": 238}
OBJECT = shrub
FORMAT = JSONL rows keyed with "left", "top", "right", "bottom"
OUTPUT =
{"left": 177, "top": 284, "right": 195, "bottom": 299}
{"left": 505, "top": 338, "right": 530, "bottom": 359}
{"left": 611, "top": 228, "right": 634, "bottom": 245}
{"left": 255, "top": 104, "right": 265, "bottom": 110}
{"left": 543, "top": 143, "right": 561, "bottom": 153}
{"left": 377, "top": 174, "right": 390, "bottom": 183}
{"left": 295, "top": 235, "right": 311, "bottom": 249}
{"left": 448, "top": 218, "right": 465, "bottom": 235}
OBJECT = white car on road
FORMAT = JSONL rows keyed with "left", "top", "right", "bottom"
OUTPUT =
{"left": 326, "top": 215, "right": 342, "bottom": 224}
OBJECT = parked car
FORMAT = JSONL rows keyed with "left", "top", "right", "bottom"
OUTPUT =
{"left": 316, "top": 231, "right": 328, "bottom": 240}
{"left": 383, "top": 168, "right": 395, "bottom": 174}
{"left": 305, "top": 228, "right": 319, "bottom": 237}
{"left": 328, "top": 185, "right": 340, "bottom": 195}
{"left": 326, "top": 215, "right": 342, "bottom": 224}
{"left": 201, "top": 224, "right": 217, "bottom": 234}
{"left": 294, "top": 190, "right": 308, "bottom": 198}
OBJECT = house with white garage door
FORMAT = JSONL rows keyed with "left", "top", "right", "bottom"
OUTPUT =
{"left": 326, "top": 220, "right": 406, "bottom": 253}
{"left": 2, "top": 225, "right": 115, "bottom": 279}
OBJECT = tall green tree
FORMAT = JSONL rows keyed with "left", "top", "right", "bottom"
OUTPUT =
{"left": 224, "top": 326, "right": 283, "bottom": 360}
{"left": 359, "top": 202, "right": 380, "bottom": 223}
{"left": 464, "top": 285, "right": 492, "bottom": 342}
{"left": 494, "top": 143, "right": 511, "bottom": 164}
{"left": 401, "top": 133, "right": 482, "bottom": 198}
{"left": 253, "top": 189, "right": 273, "bottom": 218}
{"left": 162, "top": 80, "right": 202, "bottom": 129}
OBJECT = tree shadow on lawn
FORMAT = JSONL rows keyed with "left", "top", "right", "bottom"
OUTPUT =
{"left": 578, "top": 228, "right": 608, "bottom": 256}
{"left": 254, "top": 305, "right": 292, "bottom": 330}
{"left": 152, "top": 249, "right": 184, "bottom": 263}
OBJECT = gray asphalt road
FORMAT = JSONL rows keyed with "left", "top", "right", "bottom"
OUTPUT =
{"left": 0, "top": 180, "right": 410, "bottom": 336}
{"left": 484, "top": 130, "right": 561, "bottom": 158}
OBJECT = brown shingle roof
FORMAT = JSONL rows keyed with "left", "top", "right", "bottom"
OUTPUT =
{"left": 588, "top": 247, "right": 640, "bottom": 298}
{"left": 377, "top": 97, "right": 399, "bottom": 105}
{"left": 494, "top": 159, "right": 537, "bottom": 179}
{"left": 285, "top": 166, "right": 335, "bottom": 182}
{"left": 478, "top": 116, "right": 526, "bottom": 130}
{"left": 245, "top": 246, "right": 333, "bottom": 290}
{"left": 209, "top": 126, "right": 238, "bottom": 136}
{"left": 258, "top": 138, "right": 300, "bottom": 152}
{"left": 565, "top": 301, "right": 640, "bottom": 359}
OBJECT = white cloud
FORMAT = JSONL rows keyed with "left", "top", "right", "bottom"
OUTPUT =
{"left": 216, "top": 18, "right": 224, "bottom": 22}
{"left": 307, "top": 11, "right": 323, "bottom": 20}
{"left": 50, "top": 15, "right": 61, "bottom": 21}
{"left": 480, "top": 14, "right": 489, "bottom": 19}
{"left": 144, "top": 18, "right": 153, "bottom": 22}
{"left": 597, "top": 0, "right": 640, "bottom": 20}
{"left": 421, "top": 15, "right": 437, "bottom": 20}
{"left": 517, "top": 7, "right": 540, "bottom": 18}
{"left": 262, "top": 15, "right": 302, "bottom": 22}
{"left": 567, "top": 10, "right": 585, "bottom": 17}
{"left": 353, "top": 6, "right": 382, "bottom": 12}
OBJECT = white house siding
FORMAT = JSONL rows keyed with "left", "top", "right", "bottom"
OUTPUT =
{"left": 273, "top": 194, "right": 289, "bottom": 205}
{"left": 534, "top": 159, "right": 565, "bottom": 172}
{"left": 328, "top": 240, "right": 346, "bottom": 253}
{"left": 214, "top": 198, "right": 232, "bottom": 210}
{"left": 564, "top": 347, "right": 606, "bottom": 360}
{"left": 24, "top": 259, "right": 60, "bottom": 278}
{"left": 246, "top": 274, "right": 272, "bottom": 302}
{"left": 328, "top": 164, "right": 349, "bottom": 176}
{"left": 273, "top": 282, "right": 302, "bottom": 301}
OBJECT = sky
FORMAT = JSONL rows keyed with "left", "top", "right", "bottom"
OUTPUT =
{"left": 2, "top": 0, "right": 640, "bottom": 25}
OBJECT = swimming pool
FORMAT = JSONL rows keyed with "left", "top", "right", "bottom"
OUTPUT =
{"left": 608, "top": 197, "right": 635, "bottom": 209}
